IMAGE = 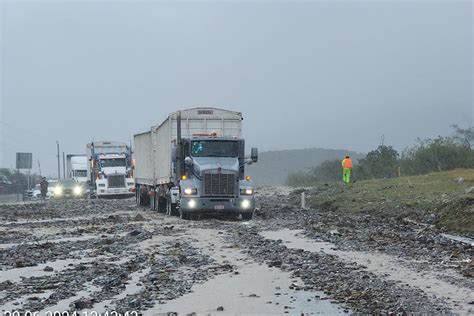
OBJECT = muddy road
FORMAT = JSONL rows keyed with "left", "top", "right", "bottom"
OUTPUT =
{"left": 0, "top": 188, "right": 472, "bottom": 315}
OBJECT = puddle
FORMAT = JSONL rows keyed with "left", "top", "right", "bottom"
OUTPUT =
{"left": 0, "top": 253, "right": 119, "bottom": 283}
{"left": 150, "top": 262, "right": 345, "bottom": 315}
{"left": 1, "top": 211, "right": 133, "bottom": 226}
{"left": 0, "top": 258, "right": 92, "bottom": 283}
{"left": 441, "top": 233, "right": 474, "bottom": 246}
{"left": 88, "top": 267, "right": 151, "bottom": 312}
{"left": 261, "top": 229, "right": 336, "bottom": 254}
{"left": 0, "top": 235, "right": 99, "bottom": 249}
{"left": 1, "top": 290, "right": 56, "bottom": 312}
{"left": 38, "top": 282, "right": 102, "bottom": 315}
{"left": 148, "top": 228, "right": 346, "bottom": 315}
{"left": 261, "top": 229, "right": 474, "bottom": 314}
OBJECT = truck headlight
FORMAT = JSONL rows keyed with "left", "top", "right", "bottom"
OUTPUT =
{"left": 241, "top": 199, "right": 251, "bottom": 209}
{"left": 54, "top": 186, "right": 63, "bottom": 196}
{"left": 183, "top": 188, "right": 197, "bottom": 195}
{"left": 73, "top": 186, "right": 82, "bottom": 196}
{"left": 240, "top": 189, "right": 253, "bottom": 195}
{"left": 188, "top": 199, "right": 197, "bottom": 208}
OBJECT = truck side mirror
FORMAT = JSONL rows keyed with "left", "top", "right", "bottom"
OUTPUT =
{"left": 251, "top": 147, "right": 258, "bottom": 163}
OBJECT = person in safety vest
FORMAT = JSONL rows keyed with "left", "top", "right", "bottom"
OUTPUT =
{"left": 341, "top": 156, "right": 353, "bottom": 184}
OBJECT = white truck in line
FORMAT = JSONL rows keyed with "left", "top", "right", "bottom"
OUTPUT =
{"left": 66, "top": 154, "right": 88, "bottom": 183}
{"left": 134, "top": 107, "right": 258, "bottom": 219}
{"left": 86, "top": 141, "right": 135, "bottom": 198}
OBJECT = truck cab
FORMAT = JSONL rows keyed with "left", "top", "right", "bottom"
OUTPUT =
{"left": 177, "top": 136, "right": 257, "bottom": 219}
{"left": 66, "top": 155, "right": 88, "bottom": 184}
{"left": 133, "top": 107, "right": 258, "bottom": 220}
{"left": 87, "top": 141, "right": 135, "bottom": 198}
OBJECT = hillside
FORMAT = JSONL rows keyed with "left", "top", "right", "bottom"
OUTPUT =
{"left": 247, "top": 148, "right": 364, "bottom": 186}
{"left": 299, "top": 168, "right": 474, "bottom": 235}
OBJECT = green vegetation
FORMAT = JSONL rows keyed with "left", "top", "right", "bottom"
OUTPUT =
{"left": 287, "top": 126, "right": 474, "bottom": 185}
{"left": 247, "top": 148, "right": 364, "bottom": 186}
{"left": 306, "top": 169, "right": 474, "bottom": 235}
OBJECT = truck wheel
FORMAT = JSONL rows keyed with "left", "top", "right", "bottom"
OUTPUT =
{"left": 166, "top": 198, "right": 178, "bottom": 216}
{"left": 158, "top": 197, "right": 167, "bottom": 213}
{"left": 166, "top": 199, "right": 178, "bottom": 216}
{"left": 171, "top": 203, "right": 178, "bottom": 216}
{"left": 179, "top": 209, "right": 190, "bottom": 220}
{"left": 150, "top": 193, "right": 156, "bottom": 211}
{"left": 241, "top": 212, "right": 253, "bottom": 221}
{"left": 136, "top": 190, "right": 141, "bottom": 206}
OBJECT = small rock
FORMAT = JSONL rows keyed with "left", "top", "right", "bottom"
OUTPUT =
{"left": 466, "top": 187, "right": 474, "bottom": 194}
{"left": 72, "top": 298, "right": 94, "bottom": 310}
{"left": 217, "top": 306, "right": 224, "bottom": 311}
{"left": 43, "top": 266, "right": 54, "bottom": 272}
{"left": 455, "top": 177, "right": 464, "bottom": 184}
{"left": 128, "top": 230, "right": 142, "bottom": 237}
{"left": 134, "top": 214, "right": 145, "bottom": 221}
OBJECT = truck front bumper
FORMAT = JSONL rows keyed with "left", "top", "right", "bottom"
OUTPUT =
{"left": 97, "top": 187, "right": 134, "bottom": 198}
{"left": 180, "top": 196, "right": 255, "bottom": 214}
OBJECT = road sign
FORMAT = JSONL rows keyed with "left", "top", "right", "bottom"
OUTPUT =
{"left": 16, "top": 152, "right": 33, "bottom": 169}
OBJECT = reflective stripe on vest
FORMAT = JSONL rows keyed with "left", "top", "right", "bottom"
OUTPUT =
{"left": 343, "top": 159, "right": 353, "bottom": 169}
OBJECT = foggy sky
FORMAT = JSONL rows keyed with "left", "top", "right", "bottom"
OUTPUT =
{"left": 1, "top": 0, "right": 472, "bottom": 176}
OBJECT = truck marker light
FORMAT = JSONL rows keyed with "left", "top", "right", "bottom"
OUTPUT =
{"left": 246, "top": 176, "right": 251, "bottom": 181}
{"left": 181, "top": 175, "right": 187, "bottom": 180}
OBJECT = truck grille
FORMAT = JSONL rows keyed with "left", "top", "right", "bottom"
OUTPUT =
{"left": 108, "top": 174, "right": 125, "bottom": 188}
{"left": 203, "top": 173, "right": 236, "bottom": 197}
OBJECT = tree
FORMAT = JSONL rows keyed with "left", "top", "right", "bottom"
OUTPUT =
{"left": 401, "top": 136, "right": 474, "bottom": 175}
{"left": 451, "top": 125, "right": 473, "bottom": 149}
{"left": 358, "top": 145, "right": 399, "bottom": 179}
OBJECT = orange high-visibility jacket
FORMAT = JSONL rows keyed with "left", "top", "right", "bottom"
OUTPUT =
{"left": 342, "top": 158, "right": 353, "bottom": 169}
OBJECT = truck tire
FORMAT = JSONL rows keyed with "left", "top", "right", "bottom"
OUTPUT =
{"left": 150, "top": 193, "right": 156, "bottom": 211}
{"left": 138, "top": 191, "right": 149, "bottom": 207}
{"left": 241, "top": 212, "right": 253, "bottom": 221}
{"left": 179, "top": 209, "right": 190, "bottom": 220}
{"left": 166, "top": 199, "right": 178, "bottom": 216}
{"left": 158, "top": 197, "right": 167, "bottom": 213}
{"left": 135, "top": 187, "right": 140, "bottom": 206}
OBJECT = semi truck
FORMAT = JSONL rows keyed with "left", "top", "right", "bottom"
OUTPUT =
{"left": 86, "top": 141, "right": 135, "bottom": 198}
{"left": 134, "top": 107, "right": 258, "bottom": 220}
{"left": 66, "top": 154, "right": 88, "bottom": 183}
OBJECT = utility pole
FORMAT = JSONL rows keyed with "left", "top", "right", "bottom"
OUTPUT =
{"left": 56, "top": 141, "right": 60, "bottom": 179}
{"left": 37, "top": 159, "right": 42, "bottom": 177}
{"left": 62, "top": 152, "right": 66, "bottom": 179}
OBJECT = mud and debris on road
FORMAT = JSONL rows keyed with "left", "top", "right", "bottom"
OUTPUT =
{"left": 1, "top": 187, "right": 473, "bottom": 315}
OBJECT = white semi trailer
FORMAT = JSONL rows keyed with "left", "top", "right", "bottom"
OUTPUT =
{"left": 66, "top": 154, "right": 88, "bottom": 183}
{"left": 86, "top": 141, "right": 135, "bottom": 198}
{"left": 134, "top": 107, "right": 258, "bottom": 219}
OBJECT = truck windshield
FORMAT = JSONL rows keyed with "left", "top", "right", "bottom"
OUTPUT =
{"left": 74, "top": 170, "right": 87, "bottom": 177}
{"left": 191, "top": 141, "right": 239, "bottom": 158}
{"left": 100, "top": 158, "right": 126, "bottom": 168}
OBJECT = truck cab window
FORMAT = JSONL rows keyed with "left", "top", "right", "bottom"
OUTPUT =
{"left": 100, "top": 158, "right": 126, "bottom": 168}
{"left": 191, "top": 141, "right": 239, "bottom": 158}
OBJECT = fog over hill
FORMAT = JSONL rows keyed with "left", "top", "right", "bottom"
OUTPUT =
{"left": 246, "top": 148, "right": 364, "bottom": 186}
